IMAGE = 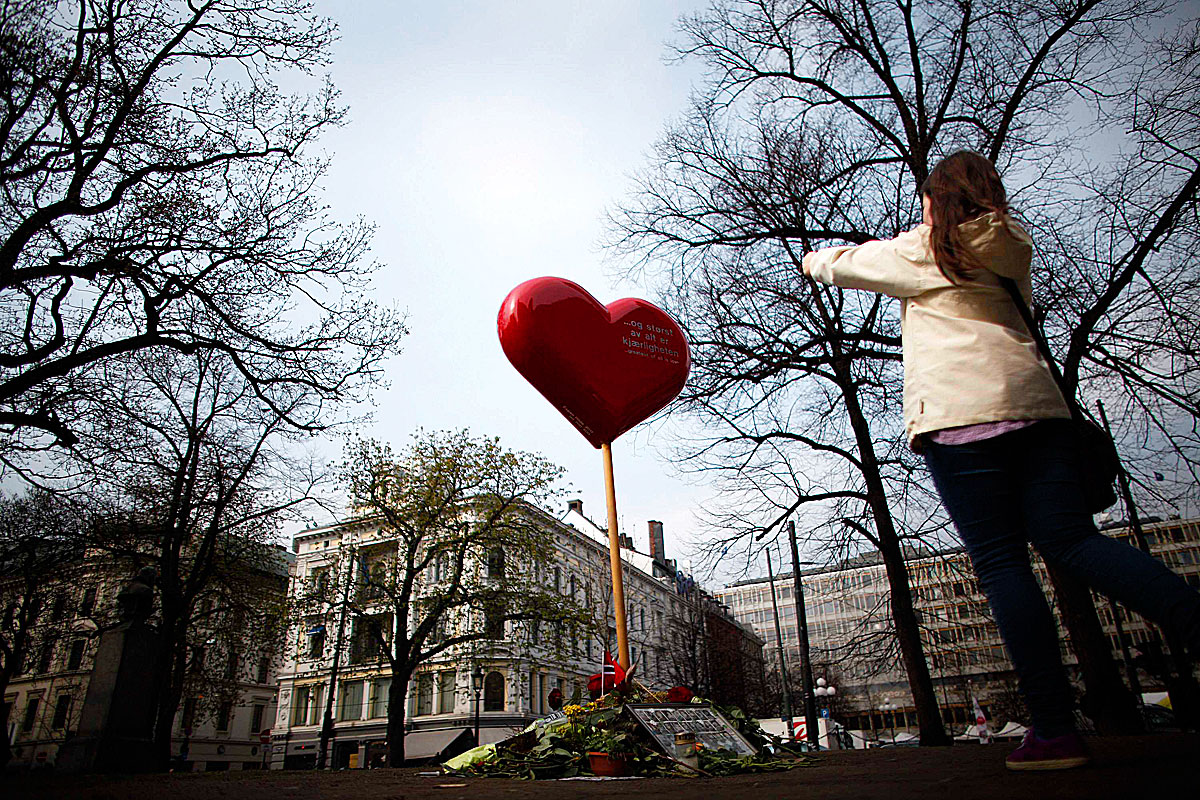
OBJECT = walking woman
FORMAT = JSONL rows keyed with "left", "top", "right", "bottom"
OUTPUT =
{"left": 801, "top": 151, "right": 1200, "bottom": 770}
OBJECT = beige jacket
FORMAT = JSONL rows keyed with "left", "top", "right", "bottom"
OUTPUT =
{"left": 802, "top": 212, "right": 1071, "bottom": 445}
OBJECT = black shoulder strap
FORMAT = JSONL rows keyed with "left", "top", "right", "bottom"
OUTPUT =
{"left": 997, "top": 277, "right": 1083, "bottom": 420}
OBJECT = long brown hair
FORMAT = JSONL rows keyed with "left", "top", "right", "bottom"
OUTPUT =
{"left": 920, "top": 151, "right": 1009, "bottom": 283}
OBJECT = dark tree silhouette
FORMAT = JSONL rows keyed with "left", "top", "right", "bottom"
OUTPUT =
{"left": 0, "top": 0, "right": 405, "bottom": 463}
{"left": 79, "top": 347, "right": 317, "bottom": 767}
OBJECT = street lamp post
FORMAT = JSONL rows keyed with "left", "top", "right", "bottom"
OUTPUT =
{"left": 814, "top": 677, "right": 837, "bottom": 748}
{"left": 785, "top": 521, "right": 821, "bottom": 751}
{"left": 472, "top": 666, "right": 484, "bottom": 746}
{"left": 880, "top": 702, "right": 898, "bottom": 744}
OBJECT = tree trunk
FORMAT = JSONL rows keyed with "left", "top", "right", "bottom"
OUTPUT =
{"left": 843, "top": 381, "right": 950, "bottom": 746}
{"left": 385, "top": 669, "right": 409, "bottom": 767}
{"left": 0, "top": 665, "right": 14, "bottom": 768}
{"left": 149, "top": 608, "right": 186, "bottom": 770}
{"left": 1045, "top": 566, "right": 1143, "bottom": 734}
{"left": 875, "top": 531, "right": 950, "bottom": 745}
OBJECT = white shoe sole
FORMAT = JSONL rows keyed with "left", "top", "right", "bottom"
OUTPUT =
{"left": 1006, "top": 756, "right": 1090, "bottom": 771}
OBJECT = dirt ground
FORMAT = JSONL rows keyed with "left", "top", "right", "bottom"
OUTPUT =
{"left": 9, "top": 734, "right": 1198, "bottom": 800}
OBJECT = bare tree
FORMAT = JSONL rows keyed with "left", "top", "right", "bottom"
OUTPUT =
{"left": 663, "top": 587, "right": 712, "bottom": 696}
{"left": 77, "top": 347, "right": 319, "bottom": 767}
{"left": 1035, "top": 17, "right": 1200, "bottom": 505}
{"left": 611, "top": 0, "right": 1196, "bottom": 743}
{"left": 0, "top": 0, "right": 405, "bottom": 462}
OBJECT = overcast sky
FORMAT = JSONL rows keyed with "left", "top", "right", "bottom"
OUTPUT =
{"left": 308, "top": 2, "right": 723, "bottom": 575}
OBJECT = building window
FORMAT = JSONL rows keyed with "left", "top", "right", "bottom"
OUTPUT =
{"left": 291, "top": 686, "right": 310, "bottom": 727}
{"left": 369, "top": 678, "right": 391, "bottom": 718}
{"left": 310, "top": 569, "right": 331, "bottom": 598}
{"left": 51, "top": 695, "right": 71, "bottom": 729}
{"left": 37, "top": 640, "right": 54, "bottom": 673}
{"left": 359, "top": 552, "right": 389, "bottom": 601}
{"left": 437, "top": 670, "right": 456, "bottom": 714}
{"left": 483, "top": 671, "right": 505, "bottom": 712}
{"left": 216, "top": 701, "right": 233, "bottom": 732}
{"left": 250, "top": 704, "right": 265, "bottom": 735}
{"left": 79, "top": 587, "right": 98, "bottom": 617}
{"left": 487, "top": 548, "right": 505, "bottom": 580}
{"left": 292, "top": 684, "right": 323, "bottom": 727}
{"left": 256, "top": 656, "right": 270, "bottom": 684}
{"left": 51, "top": 593, "right": 67, "bottom": 621}
{"left": 181, "top": 697, "right": 198, "bottom": 731}
{"left": 307, "top": 624, "right": 326, "bottom": 659}
{"left": 429, "top": 616, "right": 447, "bottom": 644}
{"left": 191, "top": 645, "right": 206, "bottom": 672}
{"left": 350, "top": 614, "right": 388, "bottom": 665}
{"left": 66, "top": 639, "right": 86, "bottom": 671}
{"left": 225, "top": 651, "right": 239, "bottom": 681}
{"left": 21, "top": 696, "right": 40, "bottom": 732}
{"left": 483, "top": 606, "right": 504, "bottom": 640}
{"left": 416, "top": 673, "right": 434, "bottom": 716}
{"left": 338, "top": 680, "right": 363, "bottom": 721}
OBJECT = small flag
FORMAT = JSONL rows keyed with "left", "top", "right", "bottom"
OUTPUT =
{"left": 587, "top": 651, "right": 627, "bottom": 695}
{"left": 972, "top": 696, "right": 991, "bottom": 744}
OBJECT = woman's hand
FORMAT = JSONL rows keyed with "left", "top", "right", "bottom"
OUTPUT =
{"left": 801, "top": 251, "right": 814, "bottom": 276}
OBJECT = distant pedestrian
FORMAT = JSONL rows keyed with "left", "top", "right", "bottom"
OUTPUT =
{"left": 802, "top": 150, "right": 1200, "bottom": 771}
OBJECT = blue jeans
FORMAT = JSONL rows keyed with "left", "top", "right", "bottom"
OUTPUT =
{"left": 923, "top": 419, "right": 1200, "bottom": 738}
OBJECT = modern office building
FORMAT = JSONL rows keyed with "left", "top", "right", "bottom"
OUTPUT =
{"left": 716, "top": 517, "right": 1200, "bottom": 737}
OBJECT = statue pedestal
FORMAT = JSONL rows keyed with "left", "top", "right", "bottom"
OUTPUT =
{"left": 57, "top": 621, "right": 160, "bottom": 773}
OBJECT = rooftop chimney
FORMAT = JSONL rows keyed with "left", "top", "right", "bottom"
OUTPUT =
{"left": 567, "top": 499, "right": 583, "bottom": 516}
{"left": 648, "top": 520, "right": 665, "bottom": 564}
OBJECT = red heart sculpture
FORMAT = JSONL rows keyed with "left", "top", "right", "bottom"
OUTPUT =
{"left": 498, "top": 277, "right": 690, "bottom": 448}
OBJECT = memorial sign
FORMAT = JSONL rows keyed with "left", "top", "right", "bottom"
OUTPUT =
{"left": 626, "top": 704, "right": 757, "bottom": 756}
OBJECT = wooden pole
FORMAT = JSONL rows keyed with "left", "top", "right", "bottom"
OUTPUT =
{"left": 601, "top": 442, "right": 631, "bottom": 670}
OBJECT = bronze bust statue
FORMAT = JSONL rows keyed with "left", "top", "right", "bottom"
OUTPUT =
{"left": 116, "top": 566, "right": 156, "bottom": 624}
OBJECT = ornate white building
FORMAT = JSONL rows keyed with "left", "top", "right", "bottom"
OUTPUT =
{"left": 271, "top": 499, "right": 762, "bottom": 768}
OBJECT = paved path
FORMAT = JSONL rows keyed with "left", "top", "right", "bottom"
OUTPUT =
{"left": 9, "top": 734, "right": 1196, "bottom": 800}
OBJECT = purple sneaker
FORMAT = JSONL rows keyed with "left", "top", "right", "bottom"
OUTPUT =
{"left": 1005, "top": 731, "right": 1090, "bottom": 771}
